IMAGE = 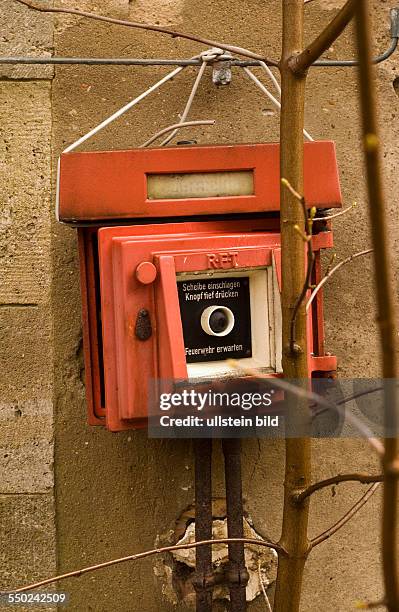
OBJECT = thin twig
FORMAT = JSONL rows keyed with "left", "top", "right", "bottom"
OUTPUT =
{"left": 281, "top": 178, "right": 303, "bottom": 202}
{"left": 306, "top": 249, "right": 373, "bottom": 313}
{"left": 310, "top": 483, "right": 380, "bottom": 548}
{"left": 140, "top": 119, "right": 215, "bottom": 148}
{"left": 227, "top": 360, "right": 385, "bottom": 456}
{"left": 281, "top": 178, "right": 316, "bottom": 354}
{"left": 324, "top": 251, "right": 337, "bottom": 276}
{"left": 311, "top": 383, "right": 390, "bottom": 421}
{"left": 14, "top": 0, "right": 277, "bottom": 64}
{"left": 310, "top": 482, "right": 381, "bottom": 548}
{"left": 5, "top": 537, "right": 285, "bottom": 594}
{"left": 258, "top": 560, "right": 273, "bottom": 612}
{"left": 293, "top": 473, "right": 384, "bottom": 504}
{"left": 291, "top": 0, "right": 356, "bottom": 74}
{"left": 313, "top": 202, "right": 356, "bottom": 221}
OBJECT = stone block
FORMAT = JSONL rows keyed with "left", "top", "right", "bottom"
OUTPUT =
{"left": 0, "top": 0, "right": 54, "bottom": 80}
{"left": 0, "top": 82, "right": 52, "bottom": 305}
{"left": 0, "top": 494, "right": 56, "bottom": 590}
{"left": 0, "top": 400, "right": 53, "bottom": 494}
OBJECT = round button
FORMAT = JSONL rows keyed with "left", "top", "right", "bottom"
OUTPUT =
{"left": 136, "top": 261, "right": 157, "bottom": 285}
{"left": 200, "top": 305, "right": 235, "bottom": 337}
{"left": 209, "top": 309, "right": 229, "bottom": 334}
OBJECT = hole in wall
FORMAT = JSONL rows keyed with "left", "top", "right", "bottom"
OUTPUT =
{"left": 393, "top": 76, "right": 399, "bottom": 96}
{"left": 154, "top": 499, "right": 277, "bottom": 609}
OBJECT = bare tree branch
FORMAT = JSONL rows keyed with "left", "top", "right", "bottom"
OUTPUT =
{"left": 306, "top": 249, "right": 373, "bottom": 313}
{"left": 311, "top": 384, "right": 399, "bottom": 423}
{"left": 281, "top": 178, "right": 316, "bottom": 353}
{"left": 228, "top": 360, "right": 385, "bottom": 456}
{"left": 354, "top": 3, "right": 399, "bottom": 609}
{"left": 13, "top": 0, "right": 278, "bottom": 65}
{"left": 258, "top": 560, "right": 273, "bottom": 612}
{"left": 5, "top": 537, "right": 285, "bottom": 594}
{"left": 293, "top": 473, "right": 384, "bottom": 504}
{"left": 290, "top": 0, "right": 356, "bottom": 74}
{"left": 313, "top": 202, "right": 356, "bottom": 221}
{"left": 310, "top": 483, "right": 381, "bottom": 548}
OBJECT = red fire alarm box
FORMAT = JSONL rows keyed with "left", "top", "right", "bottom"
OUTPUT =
{"left": 58, "top": 142, "right": 341, "bottom": 431}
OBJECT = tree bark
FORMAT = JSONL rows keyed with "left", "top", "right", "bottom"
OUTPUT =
{"left": 354, "top": 3, "right": 399, "bottom": 611}
{"left": 291, "top": 0, "right": 356, "bottom": 74}
{"left": 273, "top": 2, "right": 311, "bottom": 611}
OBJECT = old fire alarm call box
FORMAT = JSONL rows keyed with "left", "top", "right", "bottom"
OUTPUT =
{"left": 58, "top": 142, "right": 341, "bottom": 431}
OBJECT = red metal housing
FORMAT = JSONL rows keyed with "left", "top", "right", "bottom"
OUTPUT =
{"left": 61, "top": 142, "right": 341, "bottom": 431}
{"left": 58, "top": 141, "right": 341, "bottom": 223}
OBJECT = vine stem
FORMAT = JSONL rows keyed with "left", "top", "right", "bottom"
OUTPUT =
{"left": 6, "top": 537, "right": 285, "bottom": 594}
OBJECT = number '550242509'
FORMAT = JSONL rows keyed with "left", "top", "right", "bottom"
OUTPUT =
{"left": 2, "top": 592, "right": 68, "bottom": 605}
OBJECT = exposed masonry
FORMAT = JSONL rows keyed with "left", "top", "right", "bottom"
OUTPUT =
{"left": 154, "top": 502, "right": 277, "bottom": 608}
{"left": 0, "top": 400, "right": 54, "bottom": 495}
{"left": 171, "top": 519, "right": 276, "bottom": 605}
{"left": 0, "top": 3, "right": 55, "bottom": 595}
{"left": 0, "top": 0, "right": 54, "bottom": 80}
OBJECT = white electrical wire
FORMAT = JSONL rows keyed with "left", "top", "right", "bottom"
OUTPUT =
{"left": 158, "top": 59, "right": 208, "bottom": 146}
{"left": 56, "top": 47, "right": 316, "bottom": 221}
{"left": 63, "top": 65, "right": 188, "bottom": 154}
{"left": 140, "top": 119, "right": 215, "bottom": 148}
{"left": 56, "top": 63, "right": 192, "bottom": 220}
{"left": 158, "top": 48, "right": 223, "bottom": 147}
{"left": 258, "top": 60, "right": 281, "bottom": 96}
{"left": 244, "top": 67, "right": 314, "bottom": 142}
{"left": 244, "top": 67, "right": 282, "bottom": 112}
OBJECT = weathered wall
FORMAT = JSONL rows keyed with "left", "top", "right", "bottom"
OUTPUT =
{"left": 0, "top": 0, "right": 56, "bottom": 600}
{"left": 1, "top": 0, "right": 398, "bottom": 610}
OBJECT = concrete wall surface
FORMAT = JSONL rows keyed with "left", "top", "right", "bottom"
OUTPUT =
{"left": 1, "top": 0, "right": 398, "bottom": 610}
